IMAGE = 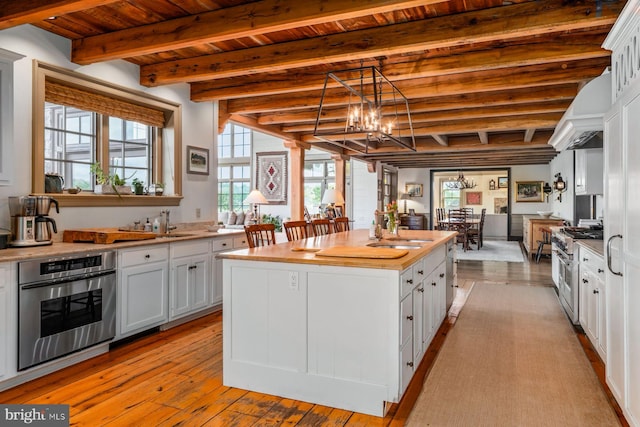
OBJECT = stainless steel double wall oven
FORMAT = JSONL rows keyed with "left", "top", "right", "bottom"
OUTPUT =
{"left": 18, "top": 251, "right": 116, "bottom": 370}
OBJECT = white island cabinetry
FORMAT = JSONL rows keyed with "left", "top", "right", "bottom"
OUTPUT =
{"left": 221, "top": 229, "right": 454, "bottom": 417}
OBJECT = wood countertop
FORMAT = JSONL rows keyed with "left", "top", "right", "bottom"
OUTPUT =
{"left": 219, "top": 229, "right": 457, "bottom": 270}
{"left": 0, "top": 228, "right": 245, "bottom": 262}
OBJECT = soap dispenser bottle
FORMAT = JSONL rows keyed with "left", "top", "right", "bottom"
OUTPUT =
{"left": 152, "top": 217, "right": 160, "bottom": 234}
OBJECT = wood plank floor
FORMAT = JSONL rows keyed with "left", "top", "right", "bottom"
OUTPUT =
{"left": 0, "top": 244, "right": 627, "bottom": 426}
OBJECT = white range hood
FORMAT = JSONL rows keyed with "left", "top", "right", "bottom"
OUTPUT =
{"left": 548, "top": 71, "right": 611, "bottom": 151}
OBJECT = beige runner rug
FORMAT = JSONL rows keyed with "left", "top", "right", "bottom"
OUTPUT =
{"left": 406, "top": 282, "right": 620, "bottom": 427}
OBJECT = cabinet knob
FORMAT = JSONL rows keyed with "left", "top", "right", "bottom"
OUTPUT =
{"left": 406, "top": 279, "right": 413, "bottom": 284}
{"left": 417, "top": 270, "right": 424, "bottom": 275}
{"left": 593, "top": 289, "right": 599, "bottom": 294}
{"left": 222, "top": 243, "right": 227, "bottom": 247}
{"left": 406, "top": 315, "right": 413, "bottom": 321}
{"left": 145, "top": 254, "right": 150, "bottom": 259}
{"left": 582, "top": 279, "right": 588, "bottom": 283}
{"left": 432, "top": 282, "right": 436, "bottom": 287}
{"left": 583, "top": 257, "right": 588, "bottom": 262}
{"left": 418, "top": 288, "right": 424, "bottom": 293}
{"left": 598, "top": 268, "right": 604, "bottom": 273}
{"left": 406, "top": 361, "right": 414, "bottom": 367}
{"left": 439, "top": 273, "right": 445, "bottom": 278}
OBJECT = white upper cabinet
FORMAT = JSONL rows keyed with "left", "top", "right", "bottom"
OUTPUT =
{"left": 574, "top": 148, "right": 604, "bottom": 195}
{"left": 0, "top": 49, "right": 24, "bottom": 186}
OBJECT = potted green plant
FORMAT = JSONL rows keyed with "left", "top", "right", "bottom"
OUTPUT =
{"left": 90, "top": 163, "right": 134, "bottom": 195}
{"left": 132, "top": 178, "right": 145, "bottom": 195}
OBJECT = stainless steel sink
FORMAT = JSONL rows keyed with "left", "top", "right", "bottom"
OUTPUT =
{"left": 155, "top": 233, "right": 195, "bottom": 239}
{"left": 366, "top": 242, "right": 422, "bottom": 250}
{"left": 385, "top": 238, "right": 433, "bottom": 243}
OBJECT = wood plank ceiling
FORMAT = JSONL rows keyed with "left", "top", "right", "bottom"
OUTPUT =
{"left": 0, "top": 0, "right": 625, "bottom": 168}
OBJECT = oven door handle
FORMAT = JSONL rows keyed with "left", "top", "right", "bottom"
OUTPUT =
{"left": 20, "top": 270, "right": 115, "bottom": 290}
{"left": 607, "top": 234, "right": 623, "bottom": 277}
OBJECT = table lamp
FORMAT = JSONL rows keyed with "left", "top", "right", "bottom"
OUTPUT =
{"left": 321, "top": 189, "right": 345, "bottom": 217}
{"left": 244, "top": 189, "right": 268, "bottom": 223}
{"left": 399, "top": 192, "right": 411, "bottom": 214}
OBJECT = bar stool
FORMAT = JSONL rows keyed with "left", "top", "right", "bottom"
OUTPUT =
{"left": 535, "top": 227, "right": 552, "bottom": 263}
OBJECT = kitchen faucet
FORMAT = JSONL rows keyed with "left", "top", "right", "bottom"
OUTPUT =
{"left": 161, "top": 210, "right": 177, "bottom": 234}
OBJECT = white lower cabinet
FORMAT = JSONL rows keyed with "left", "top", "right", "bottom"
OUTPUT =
{"left": 578, "top": 246, "right": 606, "bottom": 361}
{"left": 0, "top": 263, "right": 12, "bottom": 380}
{"left": 170, "top": 241, "right": 210, "bottom": 321}
{"left": 118, "top": 245, "right": 169, "bottom": 338}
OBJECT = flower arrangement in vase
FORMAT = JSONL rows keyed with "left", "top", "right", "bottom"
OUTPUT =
{"left": 385, "top": 200, "right": 399, "bottom": 235}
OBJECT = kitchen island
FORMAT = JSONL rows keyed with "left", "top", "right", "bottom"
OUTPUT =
{"left": 219, "top": 229, "right": 457, "bottom": 416}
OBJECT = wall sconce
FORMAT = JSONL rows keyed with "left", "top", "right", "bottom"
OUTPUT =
{"left": 543, "top": 182, "right": 553, "bottom": 202}
{"left": 553, "top": 173, "right": 567, "bottom": 202}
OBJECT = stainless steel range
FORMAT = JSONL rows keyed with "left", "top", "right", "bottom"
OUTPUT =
{"left": 551, "top": 227, "right": 603, "bottom": 325}
{"left": 18, "top": 251, "right": 116, "bottom": 370}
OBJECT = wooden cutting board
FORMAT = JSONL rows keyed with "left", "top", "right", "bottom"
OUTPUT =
{"left": 63, "top": 228, "right": 157, "bottom": 244}
{"left": 314, "top": 246, "right": 409, "bottom": 259}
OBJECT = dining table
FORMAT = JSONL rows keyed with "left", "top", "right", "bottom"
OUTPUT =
{"left": 437, "top": 217, "right": 481, "bottom": 250}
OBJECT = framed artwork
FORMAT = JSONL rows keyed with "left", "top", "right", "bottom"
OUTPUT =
{"left": 465, "top": 191, "right": 482, "bottom": 205}
{"left": 186, "top": 146, "right": 209, "bottom": 175}
{"left": 335, "top": 206, "right": 343, "bottom": 218}
{"left": 494, "top": 197, "right": 508, "bottom": 214}
{"left": 256, "top": 151, "right": 288, "bottom": 204}
{"left": 405, "top": 183, "right": 423, "bottom": 197}
{"left": 408, "top": 208, "right": 416, "bottom": 216}
{"left": 515, "top": 181, "right": 544, "bottom": 202}
{"left": 498, "top": 176, "right": 508, "bottom": 188}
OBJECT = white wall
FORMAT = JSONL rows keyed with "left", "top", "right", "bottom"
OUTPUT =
{"left": 351, "top": 159, "right": 378, "bottom": 230}
{"left": 0, "top": 25, "right": 215, "bottom": 233}
{"left": 398, "top": 163, "right": 554, "bottom": 237}
{"left": 549, "top": 150, "right": 575, "bottom": 223}
{"left": 251, "top": 132, "right": 291, "bottom": 220}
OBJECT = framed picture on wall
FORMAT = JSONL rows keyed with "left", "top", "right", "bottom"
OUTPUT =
{"left": 186, "top": 146, "right": 209, "bottom": 175}
{"left": 405, "top": 183, "right": 423, "bottom": 197}
{"left": 515, "top": 181, "right": 544, "bottom": 202}
{"left": 498, "top": 176, "right": 508, "bottom": 188}
{"left": 465, "top": 191, "right": 482, "bottom": 205}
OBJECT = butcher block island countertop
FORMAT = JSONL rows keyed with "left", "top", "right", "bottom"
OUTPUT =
{"left": 221, "top": 229, "right": 457, "bottom": 417}
{"left": 218, "top": 229, "right": 457, "bottom": 270}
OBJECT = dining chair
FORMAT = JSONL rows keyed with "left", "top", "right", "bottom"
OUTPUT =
{"left": 333, "top": 217, "right": 350, "bottom": 233}
{"left": 244, "top": 223, "right": 277, "bottom": 248}
{"left": 436, "top": 208, "right": 446, "bottom": 230}
{"left": 447, "top": 209, "right": 469, "bottom": 251}
{"left": 283, "top": 220, "right": 310, "bottom": 241}
{"left": 467, "top": 208, "right": 486, "bottom": 250}
{"left": 535, "top": 227, "right": 552, "bottom": 263}
{"left": 311, "top": 218, "right": 333, "bottom": 236}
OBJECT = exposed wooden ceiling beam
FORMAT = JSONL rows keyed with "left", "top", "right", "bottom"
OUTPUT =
{"left": 281, "top": 101, "right": 571, "bottom": 133}
{"left": 191, "top": 36, "right": 608, "bottom": 101}
{"left": 257, "top": 86, "right": 578, "bottom": 125}
{"left": 140, "top": 0, "right": 621, "bottom": 86}
{"left": 71, "top": 0, "right": 440, "bottom": 64}
{"left": 432, "top": 135, "right": 449, "bottom": 146}
{"left": 0, "top": 0, "right": 118, "bottom": 30}
{"left": 227, "top": 59, "right": 606, "bottom": 114}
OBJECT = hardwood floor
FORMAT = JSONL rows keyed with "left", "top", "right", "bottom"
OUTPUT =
{"left": 0, "top": 246, "right": 626, "bottom": 426}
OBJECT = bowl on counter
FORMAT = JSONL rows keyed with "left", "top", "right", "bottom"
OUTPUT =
{"left": 207, "top": 224, "right": 224, "bottom": 232}
{"left": 537, "top": 211, "right": 554, "bottom": 218}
